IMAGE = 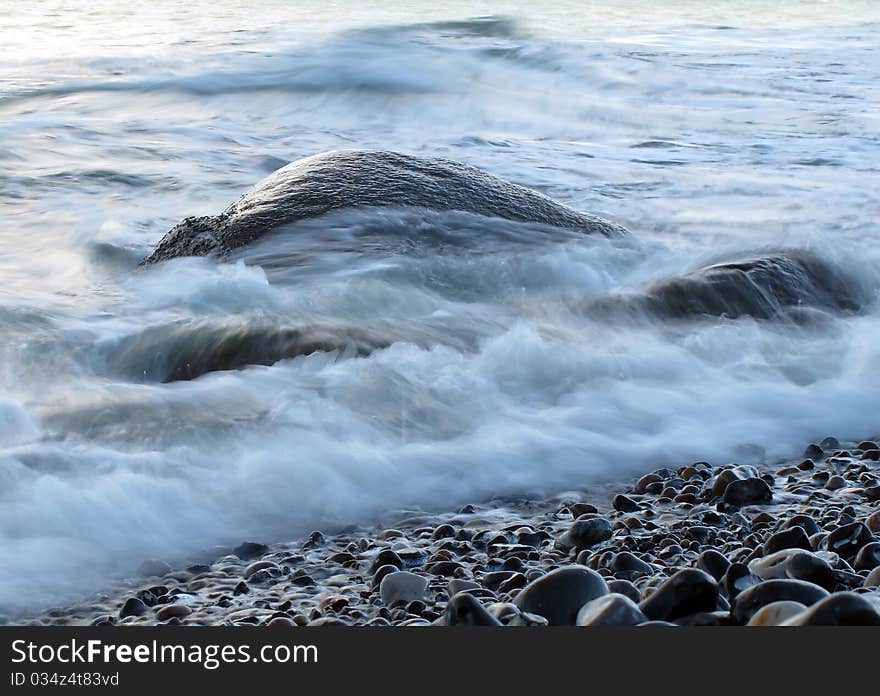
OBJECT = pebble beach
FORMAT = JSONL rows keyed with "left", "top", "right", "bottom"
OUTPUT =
{"left": 27, "top": 435, "right": 880, "bottom": 627}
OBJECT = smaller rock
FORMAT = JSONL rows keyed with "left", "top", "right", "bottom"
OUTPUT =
{"left": 746, "top": 601, "right": 807, "bottom": 626}
{"left": 156, "top": 603, "right": 192, "bottom": 622}
{"left": 853, "top": 542, "right": 880, "bottom": 572}
{"left": 577, "top": 593, "right": 647, "bottom": 626}
{"left": 763, "top": 526, "right": 812, "bottom": 555}
{"left": 514, "top": 566, "right": 608, "bottom": 626}
{"left": 444, "top": 593, "right": 502, "bottom": 626}
{"left": 723, "top": 478, "right": 772, "bottom": 507}
{"left": 782, "top": 592, "right": 880, "bottom": 626}
{"left": 612, "top": 494, "right": 640, "bottom": 513}
{"left": 826, "top": 475, "right": 846, "bottom": 491}
{"left": 732, "top": 579, "right": 829, "bottom": 623}
{"left": 555, "top": 517, "right": 612, "bottom": 552}
{"left": 696, "top": 549, "right": 730, "bottom": 582}
{"left": 119, "top": 597, "right": 148, "bottom": 619}
{"left": 638, "top": 569, "right": 718, "bottom": 622}
{"left": 379, "top": 571, "right": 428, "bottom": 607}
{"left": 823, "top": 522, "right": 875, "bottom": 561}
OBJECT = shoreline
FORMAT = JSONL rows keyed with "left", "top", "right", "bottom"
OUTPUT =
{"left": 23, "top": 436, "right": 880, "bottom": 627}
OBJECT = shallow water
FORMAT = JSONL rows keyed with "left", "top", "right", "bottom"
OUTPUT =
{"left": 1, "top": 1, "right": 879, "bottom": 614}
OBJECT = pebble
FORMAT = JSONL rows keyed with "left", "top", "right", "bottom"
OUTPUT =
{"left": 444, "top": 593, "right": 502, "bottom": 626}
{"left": 514, "top": 566, "right": 608, "bottom": 626}
{"left": 748, "top": 549, "right": 835, "bottom": 590}
{"left": 156, "top": 604, "right": 192, "bottom": 622}
{"left": 638, "top": 568, "right": 718, "bottom": 622}
{"left": 233, "top": 541, "right": 269, "bottom": 560}
{"left": 612, "top": 495, "right": 640, "bottom": 513}
{"left": 746, "top": 601, "right": 807, "bottom": 626}
{"left": 379, "top": 571, "right": 428, "bottom": 607}
{"left": 732, "top": 579, "right": 829, "bottom": 623}
{"left": 853, "top": 542, "right": 880, "bottom": 571}
{"left": 576, "top": 593, "right": 647, "bottom": 626}
{"left": 762, "top": 526, "right": 812, "bottom": 554}
{"left": 696, "top": 549, "right": 730, "bottom": 581}
{"left": 555, "top": 517, "right": 612, "bottom": 552}
{"left": 119, "top": 597, "right": 148, "bottom": 619}
{"left": 781, "top": 592, "right": 880, "bottom": 626}
{"left": 723, "top": 478, "right": 773, "bottom": 507}
{"left": 823, "top": 522, "right": 875, "bottom": 561}
{"left": 863, "top": 567, "right": 880, "bottom": 588}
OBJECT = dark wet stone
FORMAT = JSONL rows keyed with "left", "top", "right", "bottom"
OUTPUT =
{"left": 613, "top": 494, "right": 640, "bottom": 513}
{"left": 823, "top": 522, "right": 875, "bottom": 561}
{"left": 782, "top": 592, "right": 880, "bottom": 626}
{"left": 371, "top": 549, "right": 403, "bottom": 573}
{"left": 433, "top": 524, "right": 455, "bottom": 540}
{"left": 156, "top": 603, "right": 192, "bottom": 622}
{"left": 723, "top": 478, "right": 772, "bottom": 507}
{"left": 570, "top": 503, "right": 599, "bottom": 517}
{"left": 577, "top": 593, "right": 648, "bottom": 626}
{"left": 119, "top": 597, "right": 148, "bottom": 619}
{"left": 853, "top": 542, "right": 880, "bottom": 571}
{"left": 857, "top": 440, "right": 879, "bottom": 451}
{"left": 634, "top": 473, "right": 662, "bottom": 494}
{"left": 732, "top": 579, "right": 829, "bottom": 623}
{"left": 804, "top": 443, "right": 824, "bottom": 459}
{"left": 607, "top": 579, "right": 641, "bottom": 604}
{"left": 611, "top": 552, "right": 653, "bottom": 575}
{"left": 696, "top": 549, "right": 730, "bottom": 582}
{"left": 90, "top": 615, "right": 116, "bottom": 627}
{"left": 748, "top": 549, "right": 835, "bottom": 590}
{"left": 137, "top": 559, "right": 172, "bottom": 578}
{"left": 444, "top": 593, "right": 502, "bottom": 626}
{"left": 514, "top": 565, "right": 608, "bottom": 626}
{"left": 371, "top": 564, "right": 399, "bottom": 589}
{"left": 498, "top": 572, "right": 528, "bottom": 593}
{"left": 763, "top": 526, "right": 812, "bottom": 554}
{"left": 785, "top": 514, "right": 821, "bottom": 536}
{"left": 555, "top": 517, "right": 612, "bottom": 552}
{"left": 244, "top": 560, "right": 281, "bottom": 580}
{"left": 826, "top": 475, "right": 846, "bottom": 490}
{"left": 426, "top": 561, "right": 463, "bottom": 576}
{"left": 721, "top": 562, "right": 762, "bottom": 601}
{"left": 638, "top": 569, "right": 718, "bottom": 622}
{"left": 233, "top": 581, "right": 249, "bottom": 595}
{"left": 233, "top": 541, "right": 269, "bottom": 560}
{"left": 266, "top": 617, "right": 297, "bottom": 628}
{"left": 308, "top": 617, "right": 349, "bottom": 626}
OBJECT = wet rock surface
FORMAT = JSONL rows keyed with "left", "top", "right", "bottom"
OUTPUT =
{"left": 24, "top": 436, "right": 880, "bottom": 627}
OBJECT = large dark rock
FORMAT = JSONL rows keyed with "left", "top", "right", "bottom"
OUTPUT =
{"left": 141, "top": 150, "right": 626, "bottom": 265}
